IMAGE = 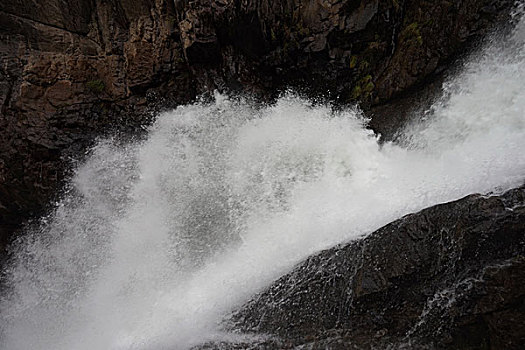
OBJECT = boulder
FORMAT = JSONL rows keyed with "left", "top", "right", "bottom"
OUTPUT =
{"left": 212, "top": 186, "right": 525, "bottom": 349}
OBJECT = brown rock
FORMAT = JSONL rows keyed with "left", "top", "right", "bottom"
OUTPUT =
{"left": 0, "top": 0, "right": 516, "bottom": 255}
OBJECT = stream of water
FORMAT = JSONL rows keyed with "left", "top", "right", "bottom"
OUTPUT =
{"left": 1, "top": 8, "right": 525, "bottom": 350}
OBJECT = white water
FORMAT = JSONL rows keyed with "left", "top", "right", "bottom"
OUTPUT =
{"left": 1, "top": 11, "right": 525, "bottom": 350}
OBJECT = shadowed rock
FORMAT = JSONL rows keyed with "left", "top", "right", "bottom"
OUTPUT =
{"left": 0, "top": 0, "right": 516, "bottom": 257}
{"left": 196, "top": 185, "right": 525, "bottom": 349}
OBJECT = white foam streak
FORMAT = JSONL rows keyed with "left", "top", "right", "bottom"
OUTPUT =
{"left": 2, "top": 13, "right": 525, "bottom": 350}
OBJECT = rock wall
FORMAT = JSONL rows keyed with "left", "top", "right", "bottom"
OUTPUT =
{"left": 0, "top": 0, "right": 514, "bottom": 251}
{"left": 0, "top": 0, "right": 195, "bottom": 251}
{"left": 216, "top": 186, "right": 525, "bottom": 349}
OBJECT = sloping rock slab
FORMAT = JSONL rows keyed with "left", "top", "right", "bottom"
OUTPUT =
{"left": 201, "top": 185, "right": 525, "bottom": 349}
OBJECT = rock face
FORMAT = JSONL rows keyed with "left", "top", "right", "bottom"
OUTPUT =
{"left": 0, "top": 0, "right": 195, "bottom": 252}
{"left": 213, "top": 186, "right": 525, "bottom": 349}
{"left": 0, "top": 0, "right": 515, "bottom": 250}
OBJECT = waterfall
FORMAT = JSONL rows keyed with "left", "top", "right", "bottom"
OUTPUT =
{"left": 1, "top": 10, "right": 524, "bottom": 350}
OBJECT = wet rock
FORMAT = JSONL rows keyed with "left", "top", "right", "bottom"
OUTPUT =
{"left": 0, "top": 0, "right": 516, "bottom": 253}
{"left": 209, "top": 186, "right": 525, "bottom": 349}
{"left": 0, "top": 0, "right": 195, "bottom": 253}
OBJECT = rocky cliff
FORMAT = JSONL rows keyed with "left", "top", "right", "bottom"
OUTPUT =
{"left": 0, "top": 0, "right": 515, "bottom": 251}
{"left": 199, "top": 186, "right": 525, "bottom": 349}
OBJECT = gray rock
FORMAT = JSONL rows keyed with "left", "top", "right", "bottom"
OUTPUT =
{"left": 209, "top": 186, "right": 525, "bottom": 349}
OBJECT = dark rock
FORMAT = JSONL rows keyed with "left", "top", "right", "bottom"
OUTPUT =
{"left": 0, "top": 0, "right": 516, "bottom": 254}
{"left": 210, "top": 186, "right": 525, "bottom": 349}
{"left": 0, "top": 0, "right": 195, "bottom": 254}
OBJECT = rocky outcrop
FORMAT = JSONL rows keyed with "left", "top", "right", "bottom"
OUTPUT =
{"left": 0, "top": 0, "right": 195, "bottom": 252}
{"left": 0, "top": 0, "right": 515, "bottom": 251}
{"left": 201, "top": 186, "right": 525, "bottom": 349}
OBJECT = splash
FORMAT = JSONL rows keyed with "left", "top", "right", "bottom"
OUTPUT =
{"left": 1, "top": 12, "right": 525, "bottom": 350}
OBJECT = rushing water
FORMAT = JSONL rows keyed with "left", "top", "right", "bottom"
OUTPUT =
{"left": 1, "top": 10, "right": 525, "bottom": 350}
